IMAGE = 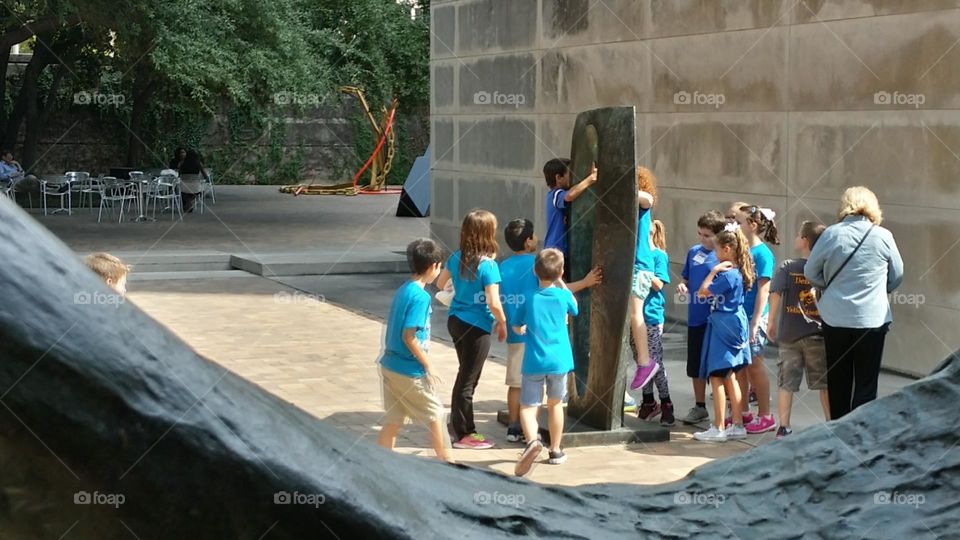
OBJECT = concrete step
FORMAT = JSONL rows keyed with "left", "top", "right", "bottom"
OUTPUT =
{"left": 230, "top": 250, "right": 408, "bottom": 277}
{"left": 81, "top": 250, "right": 233, "bottom": 273}
{"left": 128, "top": 270, "right": 257, "bottom": 282}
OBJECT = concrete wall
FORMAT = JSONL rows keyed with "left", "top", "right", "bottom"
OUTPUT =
{"left": 430, "top": 0, "right": 960, "bottom": 376}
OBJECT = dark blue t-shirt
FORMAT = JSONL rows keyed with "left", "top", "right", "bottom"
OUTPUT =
{"left": 380, "top": 281, "right": 431, "bottom": 377}
{"left": 681, "top": 244, "right": 717, "bottom": 327}
{"left": 499, "top": 253, "right": 538, "bottom": 344}
{"left": 708, "top": 269, "right": 746, "bottom": 313}
{"left": 544, "top": 188, "right": 568, "bottom": 257}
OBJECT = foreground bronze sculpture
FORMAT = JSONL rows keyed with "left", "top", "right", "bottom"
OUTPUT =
{"left": 0, "top": 199, "right": 956, "bottom": 538}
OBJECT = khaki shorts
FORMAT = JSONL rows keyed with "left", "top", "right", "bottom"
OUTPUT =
{"left": 778, "top": 335, "right": 828, "bottom": 392}
{"left": 381, "top": 367, "right": 446, "bottom": 425}
{"left": 506, "top": 343, "right": 524, "bottom": 388}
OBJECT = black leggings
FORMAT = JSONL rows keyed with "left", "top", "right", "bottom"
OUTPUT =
{"left": 447, "top": 316, "right": 491, "bottom": 440}
{"left": 822, "top": 323, "right": 888, "bottom": 420}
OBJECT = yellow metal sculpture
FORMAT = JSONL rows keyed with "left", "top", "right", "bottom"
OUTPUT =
{"left": 281, "top": 86, "right": 398, "bottom": 196}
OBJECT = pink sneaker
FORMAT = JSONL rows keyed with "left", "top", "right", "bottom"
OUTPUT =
{"left": 630, "top": 363, "right": 660, "bottom": 390}
{"left": 453, "top": 433, "right": 495, "bottom": 449}
{"left": 745, "top": 414, "right": 776, "bottom": 434}
{"left": 724, "top": 411, "right": 754, "bottom": 428}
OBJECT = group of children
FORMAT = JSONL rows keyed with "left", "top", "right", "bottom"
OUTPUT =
{"left": 377, "top": 158, "right": 834, "bottom": 474}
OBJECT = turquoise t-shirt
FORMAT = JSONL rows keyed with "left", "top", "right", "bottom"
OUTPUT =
{"left": 514, "top": 287, "right": 579, "bottom": 375}
{"left": 447, "top": 250, "right": 501, "bottom": 331}
{"left": 499, "top": 253, "right": 538, "bottom": 344}
{"left": 744, "top": 243, "right": 775, "bottom": 318}
{"left": 379, "top": 281, "right": 431, "bottom": 377}
{"left": 634, "top": 207, "right": 654, "bottom": 271}
{"left": 643, "top": 249, "right": 671, "bottom": 325}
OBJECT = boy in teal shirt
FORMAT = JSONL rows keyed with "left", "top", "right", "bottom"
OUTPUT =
{"left": 378, "top": 238, "right": 452, "bottom": 462}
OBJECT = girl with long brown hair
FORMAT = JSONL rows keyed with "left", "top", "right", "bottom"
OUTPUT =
{"left": 693, "top": 225, "right": 755, "bottom": 442}
{"left": 628, "top": 167, "right": 660, "bottom": 392}
{"left": 436, "top": 209, "right": 507, "bottom": 449}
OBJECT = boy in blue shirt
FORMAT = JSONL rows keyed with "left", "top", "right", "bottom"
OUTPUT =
{"left": 512, "top": 248, "right": 579, "bottom": 476}
{"left": 500, "top": 219, "right": 603, "bottom": 443}
{"left": 677, "top": 211, "right": 726, "bottom": 425}
{"left": 377, "top": 238, "right": 452, "bottom": 462}
{"left": 542, "top": 158, "right": 597, "bottom": 279}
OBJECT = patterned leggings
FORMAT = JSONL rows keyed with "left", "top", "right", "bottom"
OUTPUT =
{"left": 630, "top": 324, "right": 670, "bottom": 400}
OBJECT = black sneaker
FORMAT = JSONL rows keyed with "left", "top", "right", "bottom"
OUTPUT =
{"left": 660, "top": 402, "right": 675, "bottom": 426}
{"left": 548, "top": 449, "right": 567, "bottom": 464}
{"left": 515, "top": 439, "right": 543, "bottom": 476}
{"left": 775, "top": 426, "right": 793, "bottom": 440}
{"left": 506, "top": 426, "right": 523, "bottom": 443}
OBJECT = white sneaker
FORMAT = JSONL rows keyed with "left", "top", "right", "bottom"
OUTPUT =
{"left": 724, "top": 424, "right": 747, "bottom": 440}
{"left": 693, "top": 426, "right": 728, "bottom": 442}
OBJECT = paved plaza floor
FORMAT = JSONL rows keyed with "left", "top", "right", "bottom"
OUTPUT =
{"left": 27, "top": 186, "right": 915, "bottom": 488}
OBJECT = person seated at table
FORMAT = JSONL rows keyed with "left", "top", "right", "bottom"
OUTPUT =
{"left": 169, "top": 147, "right": 187, "bottom": 171}
{"left": 0, "top": 150, "right": 25, "bottom": 187}
{"left": 178, "top": 149, "right": 209, "bottom": 213}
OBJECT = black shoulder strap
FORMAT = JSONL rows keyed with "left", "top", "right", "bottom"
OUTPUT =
{"left": 824, "top": 225, "right": 874, "bottom": 290}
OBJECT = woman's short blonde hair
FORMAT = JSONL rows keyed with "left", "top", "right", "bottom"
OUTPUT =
{"left": 838, "top": 186, "right": 883, "bottom": 225}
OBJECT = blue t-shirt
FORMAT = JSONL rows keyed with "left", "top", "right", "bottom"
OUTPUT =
{"left": 744, "top": 243, "right": 775, "bottom": 319}
{"left": 643, "top": 249, "right": 671, "bottom": 325}
{"left": 708, "top": 269, "right": 746, "bottom": 314}
{"left": 447, "top": 250, "right": 502, "bottom": 331}
{"left": 681, "top": 244, "right": 718, "bottom": 327}
{"left": 379, "top": 281, "right": 431, "bottom": 377}
{"left": 634, "top": 207, "right": 653, "bottom": 271}
{"left": 514, "top": 287, "right": 579, "bottom": 375}
{"left": 544, "top": 188, "right": 569, "bottom": 257}
{"left": 499, "top": 253, "right": 539, "bottom": 344}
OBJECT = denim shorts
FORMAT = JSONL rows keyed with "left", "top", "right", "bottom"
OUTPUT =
{"left": 520, "top": 373, "right": 568, "bottom": 406}
{"left": 632, "top": 268, "right": 654, "bottom": 301}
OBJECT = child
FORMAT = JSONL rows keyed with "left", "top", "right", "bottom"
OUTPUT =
{"left": 628, "top": 167, "right": 659, "bottom": 392}
{"left": 436, "top": 210, "right": 507, "bottom": 449}
{"left": 542, "top": 158, "right": 597, "bottom": 278}
{"left": 84, "top": 252, "right": 129, "bottom": 295}
{"left": 693, "top": 225, "right": 756, "bottom": 442}
{"left": 500, "top": 219, "right": 602, "bottom": 443}
{"left": 767, "top": 221, "right": 830, "bottom": 439}
{"left": 677, "top": 211, "right": 725, "bottom": 425}
{"left": 636, "top": 220, "right": 674, "bottom": 425}
{"left": 377, "top": 239, "right": 452, "bottom": 462}
{"left": 512, "top": 248, "right": 579, "bottom": 476}
{"left": 733, "top": 204, "right": 780, "bottom": 434}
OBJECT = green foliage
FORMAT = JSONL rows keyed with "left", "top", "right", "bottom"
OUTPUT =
{"left": 1, "top": 0, "right": 429, "bottom": 182}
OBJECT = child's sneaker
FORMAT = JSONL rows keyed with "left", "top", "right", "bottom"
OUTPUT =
{"left": 745, "top": 414, "right": 776, "bottom": 434}
{"left": 660, "top": 402, "right": 675, "bottom": 426}
{"left": 506, "top": 425, "right": 523, "bottom": 443}
{"left": 775, "top": 426, "right": 793, "bottom": 440}
{"left": 693, "top": 426, "right": 727, "bottom": 442}
{"left": 629, "top": 362, "right": 660, "bottom": 390}
{"left": 638, "top": 401, "right": 661, "bottom": 421}
{"left": 681, "top": 406, "right": 709, "bottom": 425}
{"left": 724, "top": 411, "right": 754, "bottom": 428}
{"left": 724, "top": 424, "right": 747, "bottom": 440}
{"left": 515, "top": 439, "right": 543, "bottom": 476}
{"left": 547, "top": 450, "right": 567, "bottom": 464}
{"left": 454, "top": 433, "right": 495, "bottom": 449}
{"left": 623, "top": 393, "right": 638, "bottom": 413}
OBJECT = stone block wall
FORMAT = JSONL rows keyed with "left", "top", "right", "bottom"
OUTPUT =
{"left": 430, "top": 0, "right": 960, "bottom": 376}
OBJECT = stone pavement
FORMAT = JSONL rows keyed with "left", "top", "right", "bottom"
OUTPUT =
{"left": 125, "top": 274, "right": 913, "bottom": 488}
